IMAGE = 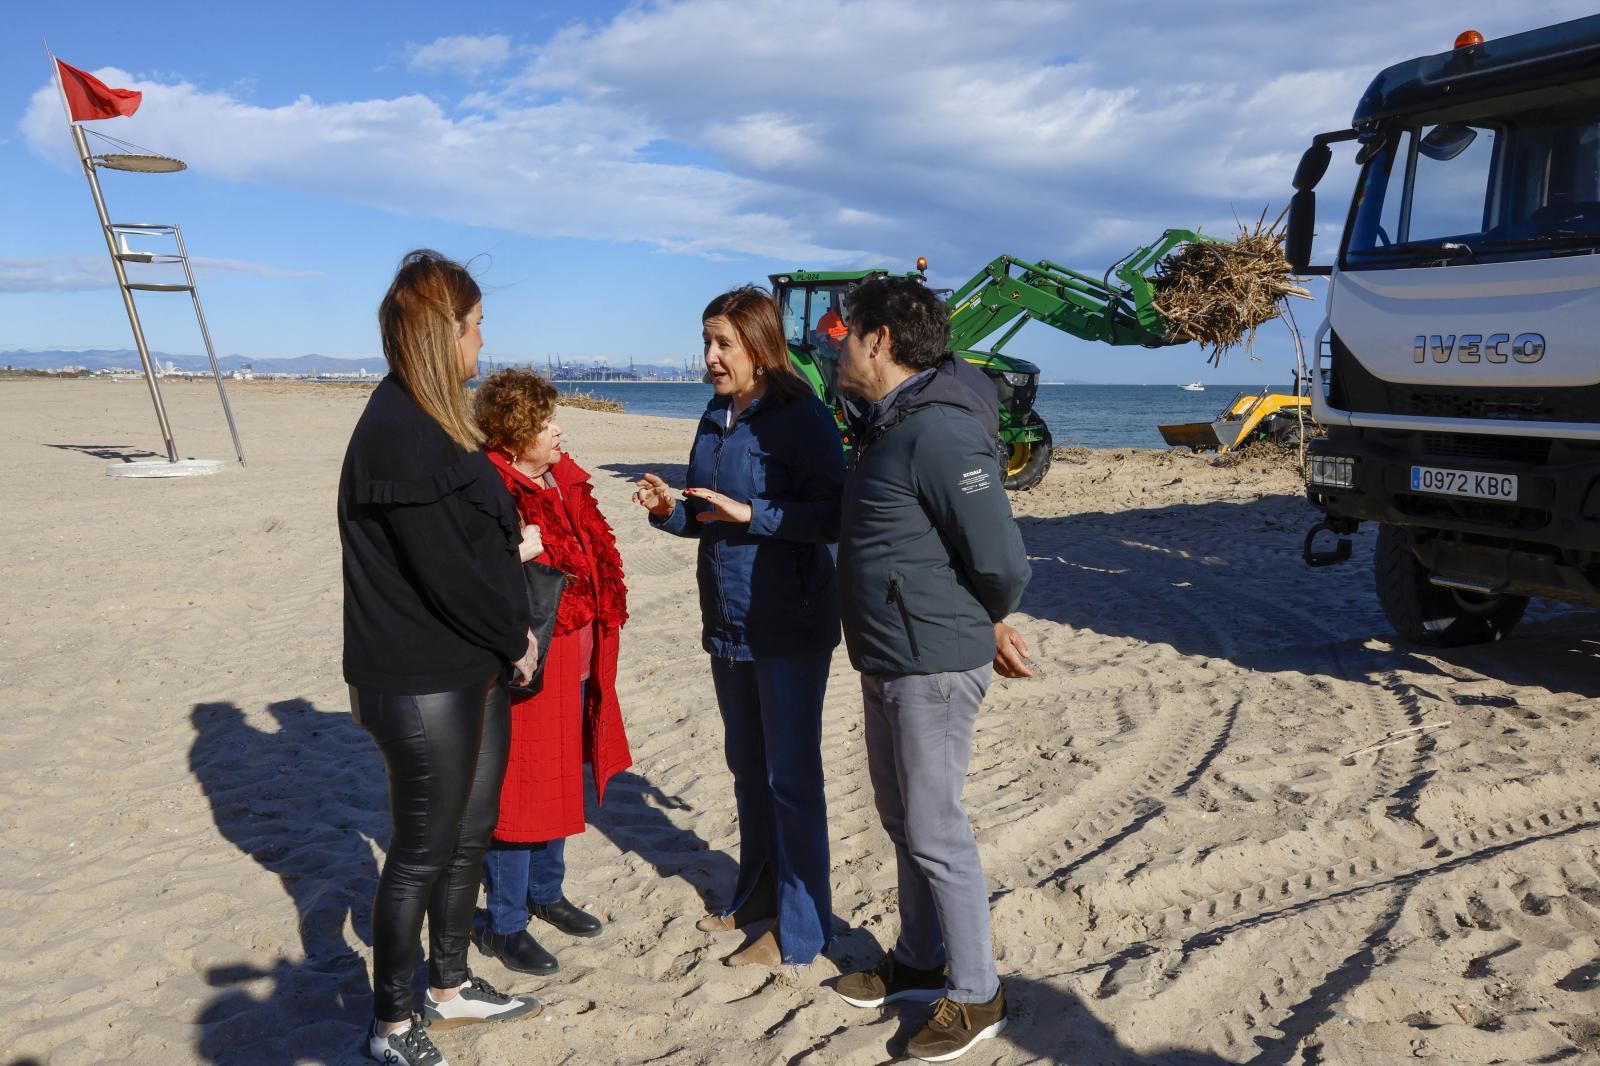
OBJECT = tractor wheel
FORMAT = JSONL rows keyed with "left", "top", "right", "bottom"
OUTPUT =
{"left": 1273, "top": 417, "right": 1304, "bottom": 447}
{"left": 1003, "top": 422, "right": 1053, "bottom": 491}
{"left": 1373, "top": 524, "right": 1527, "bottom": 646}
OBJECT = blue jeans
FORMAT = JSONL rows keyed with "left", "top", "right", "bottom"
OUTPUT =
{"left": 710, "top": 649, "right": 833, "bottom": 964}
{"left": 483, "top": 837, "right": 567, "bottom": 935}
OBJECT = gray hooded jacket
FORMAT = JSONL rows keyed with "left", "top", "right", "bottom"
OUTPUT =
{"left": 836, "top": 356, "right": 1031, "bottom": 676}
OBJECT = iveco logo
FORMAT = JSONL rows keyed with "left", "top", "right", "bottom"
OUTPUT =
{"left": 1412, "top": 333, "right": 1545, "bottom": 364}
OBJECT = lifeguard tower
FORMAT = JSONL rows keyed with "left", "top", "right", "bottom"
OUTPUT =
{"left": 52, "top": 54, "right": 245, "bottom": 477}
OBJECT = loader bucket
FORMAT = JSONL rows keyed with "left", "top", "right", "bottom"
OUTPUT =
{"left": 1158, "top": 421, "right": 1224, "bottom": 450}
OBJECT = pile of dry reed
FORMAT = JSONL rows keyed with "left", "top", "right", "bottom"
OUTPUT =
{"left": 557, "top": 388, "right": 625, "bottom": 414}
{"left": 1152, "top": 210, "right": 1310, "bottom": 364}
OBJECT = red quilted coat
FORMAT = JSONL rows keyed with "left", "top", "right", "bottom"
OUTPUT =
{"left": 487, "top": 450, "right": 631, "bottom": 843}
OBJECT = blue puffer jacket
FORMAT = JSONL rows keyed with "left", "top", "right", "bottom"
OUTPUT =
{"left": 651, "top": 390, "right": 845, "bottom": 660}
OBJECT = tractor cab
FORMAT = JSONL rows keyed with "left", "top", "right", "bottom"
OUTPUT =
{"left": 771, "top": 269, "right": 898, "bottom": 400}
{"left": 769, "top": 264, "right": 1054, "bottom": 489}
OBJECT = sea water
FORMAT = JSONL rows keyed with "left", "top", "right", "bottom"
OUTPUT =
{"left": 556, "top": 381, "right": 1295, "bottom": 450}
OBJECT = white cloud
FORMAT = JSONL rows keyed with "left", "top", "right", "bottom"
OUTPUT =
{"left": 0, "top": 257, "right": 111, "bottom": 293}
{"left": 406, "top": 34, "right": 512, "bottom": 79}
{"left": 702, "top": 114, "right": 820, "bottom": 171}
{"left": 21, "top": 2, "right": 1600, "bottom": 275}
{"left": 20, "top": 67, "right": 862, "bottom": 262}
{"left": 0, "top": 255, "right": 321, "bottom": 293}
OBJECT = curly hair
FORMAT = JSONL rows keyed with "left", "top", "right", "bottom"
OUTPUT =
{"left": 473, "top": 368, "right": 559, "bottom": 454}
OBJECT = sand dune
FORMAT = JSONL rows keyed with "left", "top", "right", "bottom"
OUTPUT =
{"left": 4, "top": 377, "right": 1600, "bottom": 1065}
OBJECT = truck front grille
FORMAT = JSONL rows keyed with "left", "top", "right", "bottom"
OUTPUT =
{"left": 1420, "top": 433, "right": 1552, "bottom": 464}
{"left": 1401, "top": 391, "right": 1563, "bottom": 421}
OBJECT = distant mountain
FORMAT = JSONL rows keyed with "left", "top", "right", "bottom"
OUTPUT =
{"left": 0, "top": 349, "right": 389, "bottom": 375}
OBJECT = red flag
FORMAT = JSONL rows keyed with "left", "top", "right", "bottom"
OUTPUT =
{"left": 55, "top": 59, "right": 142, "bottom": 121}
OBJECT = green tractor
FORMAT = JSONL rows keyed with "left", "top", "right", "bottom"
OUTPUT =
{"left": 771, "top": 229, "right": 1215, "bottom": 491}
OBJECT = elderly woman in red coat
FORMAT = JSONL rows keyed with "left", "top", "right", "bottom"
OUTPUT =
{"left": 471, "top": 368, "right": 631, "bottom": 975}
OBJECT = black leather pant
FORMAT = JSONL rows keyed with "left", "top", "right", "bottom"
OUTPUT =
{"left": 351, "top": 678, "right": 510, "bottom": 1022}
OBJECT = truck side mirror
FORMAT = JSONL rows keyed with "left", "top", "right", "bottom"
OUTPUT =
{"left": 1286, "top": 189, "right": 1317, "bottom": 271}
{"left": 1293, "top": 144, "right": 1332, "bottom": 191}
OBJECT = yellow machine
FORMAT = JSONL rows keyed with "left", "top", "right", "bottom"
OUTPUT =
{"left": 1158, "top": 387, "right": 1315, "bottom": 452}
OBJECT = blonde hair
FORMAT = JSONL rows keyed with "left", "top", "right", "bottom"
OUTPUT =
{"left": 378, "top": 249, "right": 484, "bottom": 450}
{"left": 475, "top": 368, "right": 559, "bottom": 454}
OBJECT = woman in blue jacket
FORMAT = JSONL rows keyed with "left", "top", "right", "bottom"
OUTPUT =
{"left": 633, "top": 285, "right": 845, "bottom": 967}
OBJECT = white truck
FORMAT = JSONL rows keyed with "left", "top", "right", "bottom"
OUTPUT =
{"left": 1289, "top": 14, "right": 1600, "bottom": 646}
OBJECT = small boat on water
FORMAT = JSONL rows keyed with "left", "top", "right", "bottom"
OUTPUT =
{"left": 1179, "top": 381, "right": 1205, "bottom": 392}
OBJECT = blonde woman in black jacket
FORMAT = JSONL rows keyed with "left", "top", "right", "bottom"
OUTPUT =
{"left": 338, "top": 250, "right": 541, "bottom": 1066}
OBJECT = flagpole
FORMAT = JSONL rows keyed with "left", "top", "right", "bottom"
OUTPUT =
{"left": 51, "top": 50, "right": 180, "bottom": 463}
{"left": 45, "top": 43, "right": 76, "bottom": 129}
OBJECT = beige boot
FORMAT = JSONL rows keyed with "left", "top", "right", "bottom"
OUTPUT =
{"left": 725, "top": 928, "right": 781, "bottom": 967}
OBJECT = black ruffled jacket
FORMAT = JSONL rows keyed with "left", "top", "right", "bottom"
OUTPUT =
{"left": 339, "top": 375, "right": 530, "bottom": 693}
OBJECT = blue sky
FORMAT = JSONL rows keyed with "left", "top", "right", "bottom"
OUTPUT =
{"left": 4, "top": 0, "right": 1594, "bottom": 383}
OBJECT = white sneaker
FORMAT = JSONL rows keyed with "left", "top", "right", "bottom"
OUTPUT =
{"left": 422, "top": 974, "right": 541, "bottom": 1030}
{"left": 365, "top": 1015, "right": 446, "bottom": 1065}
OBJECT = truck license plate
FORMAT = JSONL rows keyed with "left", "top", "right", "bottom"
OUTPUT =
{"left": 1410, "top": 465, "right": 1519, "bottom": 502}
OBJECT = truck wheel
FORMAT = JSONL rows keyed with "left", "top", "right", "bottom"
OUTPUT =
{"left": 1373, "top": 524, "right": 1527, "bottom": 646}
{"left": 1003, "top": 422, "right": 1053, "bottom": 491}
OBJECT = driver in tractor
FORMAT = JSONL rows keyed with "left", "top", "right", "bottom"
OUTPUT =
{"left": 812, "top": 291, "right": 849, "bottom": 359}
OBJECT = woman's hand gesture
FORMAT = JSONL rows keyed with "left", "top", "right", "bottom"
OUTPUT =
{"left": 633, "top": 473, "right": 677, "bottom": 518}
{"left": 685, "top": 487, "right": 752, "bottom": 525}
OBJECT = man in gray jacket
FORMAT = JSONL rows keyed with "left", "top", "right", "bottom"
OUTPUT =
{"left": 831, "top": 277, "right": 1032, "bottom": 1062}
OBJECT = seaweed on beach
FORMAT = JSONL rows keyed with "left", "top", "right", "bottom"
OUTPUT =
{"left": 1152, "top": 209, "right": 1310, "bottom": 365}
{"left": 1211, "top": 437, "right": 1303, "bottom": 471}
{"left": 558, "top": 389, "right": 625, "bottom": 414}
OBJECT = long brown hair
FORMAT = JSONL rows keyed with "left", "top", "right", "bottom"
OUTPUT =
{"left": 378, "top": 249, "right": 484, "bottom": 450}
{"left": 702, "top": 285, "right": 811, "bottom": 405}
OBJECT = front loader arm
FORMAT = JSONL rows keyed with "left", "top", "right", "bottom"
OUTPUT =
{"left": 945, "top": 229, "right": 1218, "bottom": 352}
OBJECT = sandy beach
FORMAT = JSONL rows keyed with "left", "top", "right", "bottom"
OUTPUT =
{"left": 5, "top": 376, "right": 1600, "bottom": 1066}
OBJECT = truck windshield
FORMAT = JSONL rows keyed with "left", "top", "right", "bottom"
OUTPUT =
{"left": 1346, "top": 100, "right": 1600, "bottom": 267}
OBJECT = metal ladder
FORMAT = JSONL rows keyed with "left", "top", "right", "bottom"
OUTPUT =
{"left": 72, "top": 124, "right": 245, "bottom": 466}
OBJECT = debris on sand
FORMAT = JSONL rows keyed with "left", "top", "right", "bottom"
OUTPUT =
{"left": 558, "top": 388, "right": 625, "bottom": 413}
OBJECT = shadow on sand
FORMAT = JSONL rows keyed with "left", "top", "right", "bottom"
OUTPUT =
{"left": 45, "top": 441, "right": 164, "bottom": 463}
{"left": 189, "top": 698, "right": 388, "bottom": 1064}
{"left": 833, "top": 884, "right": 1413, "bottom": 1064}
{"left": 1014, "top": 498, "right": 1600, "bottom": 696}
{"left": 599, "top": 460, "right": 691, "bottom": 492}
{"left": 588, "top": 768, "right": 735, "bottom": 917}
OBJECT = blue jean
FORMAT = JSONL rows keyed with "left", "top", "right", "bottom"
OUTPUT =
{"left": 710, "top": 649, "right": 833, "bottom": 964}
{"left": 483, "top": 837, "right": 567, "bottom": 935}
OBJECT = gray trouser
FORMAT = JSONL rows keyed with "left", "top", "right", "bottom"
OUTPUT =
{"left": 861, "top": 665, "right": 998, "bottom": 1003}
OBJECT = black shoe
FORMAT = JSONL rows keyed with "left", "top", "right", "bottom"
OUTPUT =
{"left": 530, "top": 897, "right": 603, "bottom": 938}
{"left": 472, "top": 928, "right": 558, "bottom": 975}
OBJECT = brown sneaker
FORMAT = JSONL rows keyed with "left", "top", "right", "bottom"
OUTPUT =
{"left": 834, "top": 954, "right": 946, "bottom": 1008}
{"left": 906, "top": 986, "right": 1007, "bottom": 1062}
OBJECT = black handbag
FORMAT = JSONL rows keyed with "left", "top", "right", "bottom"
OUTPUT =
{"left": 509, "top": 560, "right": 566, "bottom": 698}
